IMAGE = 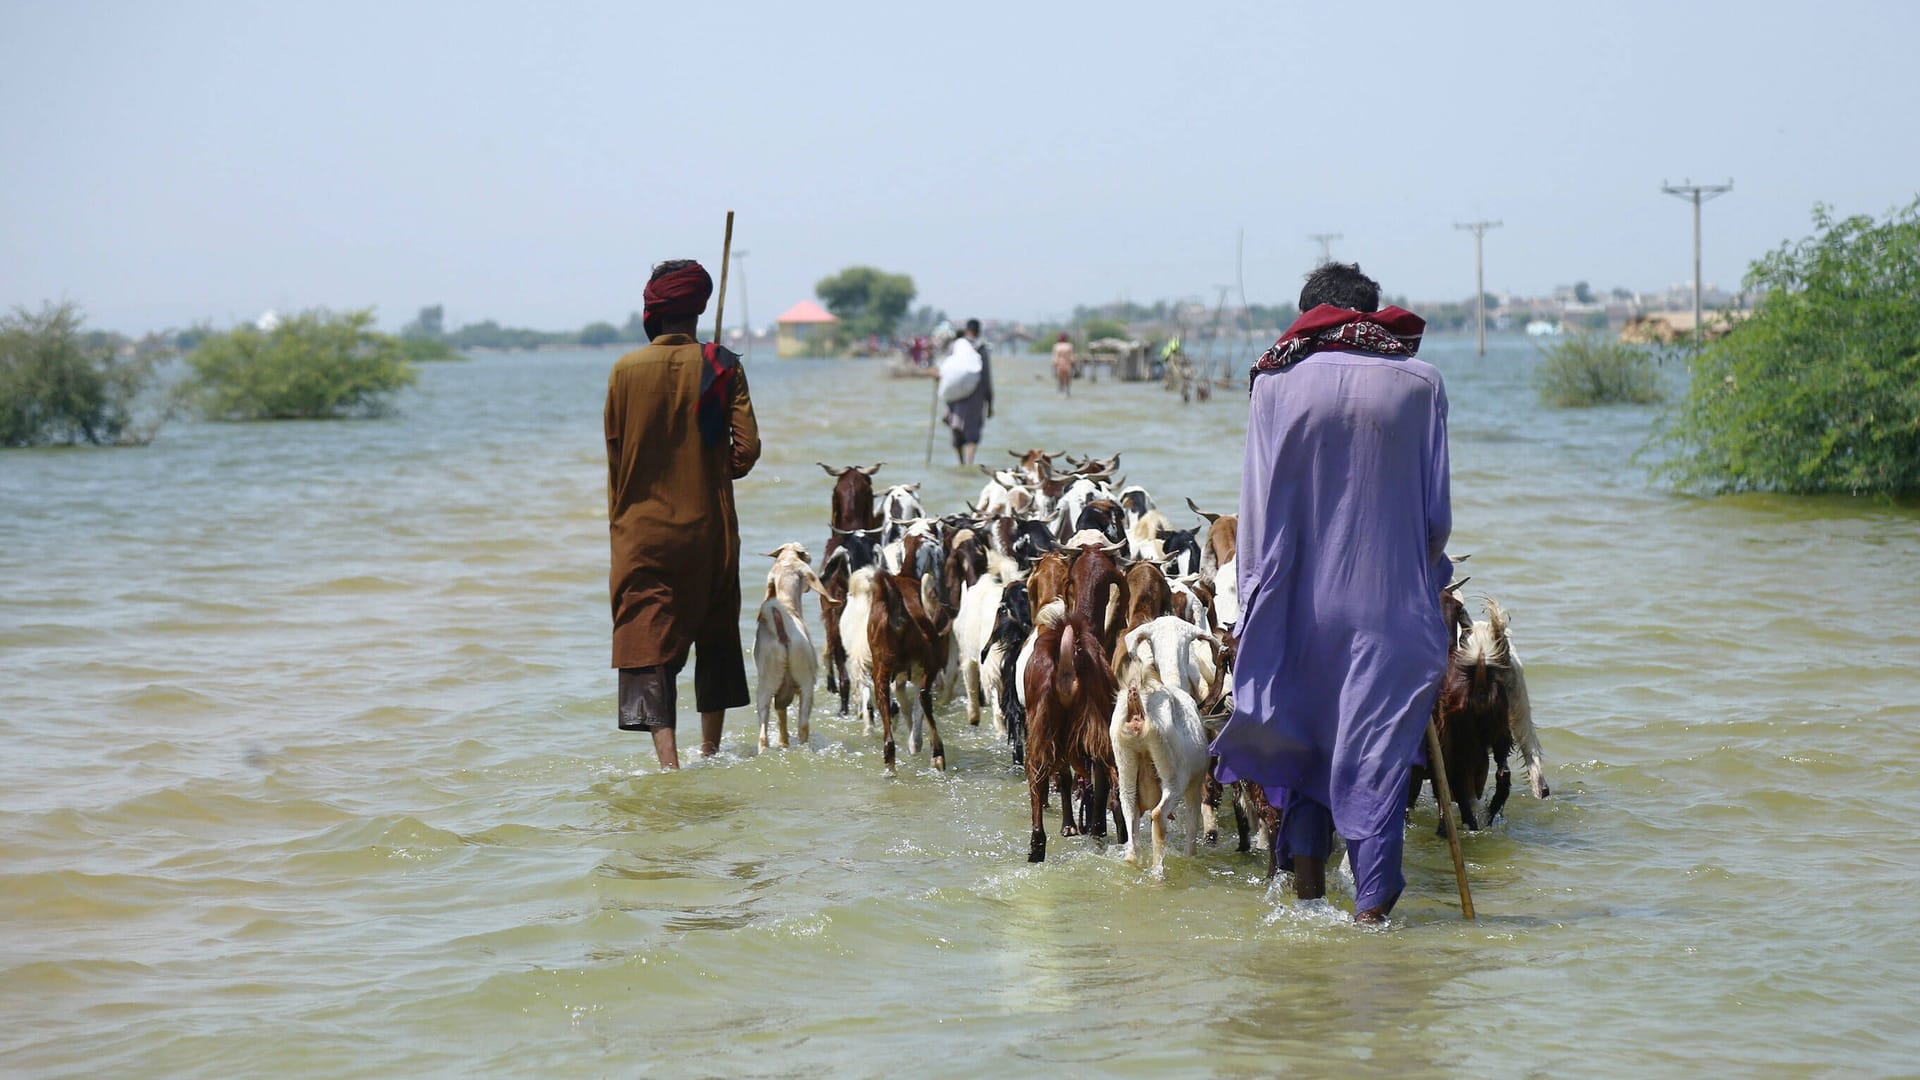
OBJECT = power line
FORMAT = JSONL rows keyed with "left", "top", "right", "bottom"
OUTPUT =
{"left": 1453, "top": 220, "right": 1501, "bottom": 357}
{"left": 1307, "top": 232, "right": 1342, "bottom": 265}
{"left": 1660, "top": 179, "right": 1733, "bottom": 348}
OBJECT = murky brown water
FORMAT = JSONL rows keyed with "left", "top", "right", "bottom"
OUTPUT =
{"left": 4, "top": 340, "right": 1918, "bottom": 1075}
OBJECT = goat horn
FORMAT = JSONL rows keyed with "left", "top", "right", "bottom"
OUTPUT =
{"left": 1185, "top": 497, "right": 1221, "bottom": 522}
{"left": 817, "top": 462, "right": 847, "bottom": 476}
{"left": 1444, "top": 576, "right": 1472, "bottom": 593}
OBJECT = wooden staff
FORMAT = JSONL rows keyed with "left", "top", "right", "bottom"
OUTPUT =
{"left": 1425, "top": 719, "right": 1477, "bottom": 920}
{"left": 924, "top": 373, "right": 940, "bottom": 466}
{"left": 712, "top": 210, "right": 735, "bottom": 344}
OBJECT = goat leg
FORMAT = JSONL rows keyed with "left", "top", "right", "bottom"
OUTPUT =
{"left": 1060, "top": 766, "right": 1080, "bottom": 836}
{"left": 1089, "top": 762, "right": 1113, "bottom": 841}
{"left": 1027, "top": 760, "right": 1048, "bottom": 863}
{"left": 875, "top": 656, "right": 897, "bottom": 776}
{"left": 1202, "top": 759, "right": 1223, "bottom": 847}
{"left": 922, "top": 681, "right": 945, "bottom": 771}
{"left": 1487, "top": 745, "right": 1513, "bottom": 824}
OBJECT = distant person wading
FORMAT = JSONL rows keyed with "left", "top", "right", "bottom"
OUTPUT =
{"left": 935, "top": 318, "right": 994, "bottom": 465}
{"left": 605, "top": 259, "right": 762, "bottom": 769}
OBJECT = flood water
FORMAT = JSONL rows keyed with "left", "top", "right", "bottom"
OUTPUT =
{"left": 4, "top": 339, "right": 1918, "bottom": 1076}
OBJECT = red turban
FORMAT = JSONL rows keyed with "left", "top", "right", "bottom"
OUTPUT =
{"left": 642, "top": 263, "right": 713, "bottom": 339}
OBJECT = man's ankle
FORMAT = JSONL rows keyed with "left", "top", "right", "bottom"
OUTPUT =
{"left": 1293, "top": 856, "right": 1327, "bottom": 900}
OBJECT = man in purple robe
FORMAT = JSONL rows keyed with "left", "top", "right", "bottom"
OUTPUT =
{"left": 1210, "top": 262, "right": 1452, "bottom": 924}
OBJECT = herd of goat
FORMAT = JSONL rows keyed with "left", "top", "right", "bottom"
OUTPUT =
{"left": 750, "top": 450, "right": 1550, "bottom": 878}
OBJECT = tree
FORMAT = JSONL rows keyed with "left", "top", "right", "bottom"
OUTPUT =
{"left": 1, "top": 302, "right": 161, "bottom": 447}
{"left": 179, "top": 308, "right": 418, "bottom": 420}
{"left": 1659, "top": 200, "right": 1920, "bottom": 495}
{"left": 402, "top": 304, "right": 445, "bottom": 339}
{"left": 622, "top": 311, "right": 647, "bottom": 342}
{"left": 815, "top": 266, "right": 917, "bottom": 341}
{"left": 1573, "top": 281, "right": 1595, "bottom": 304}
{"left": 579, "top": 321, "right": 620, "bottom": 347}
{"left": 1081, "top": 317, "right": 1129, "bottom": 342}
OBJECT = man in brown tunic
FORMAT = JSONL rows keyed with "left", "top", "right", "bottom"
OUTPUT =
{"left": 606, "top": 259, "right": 761, "bottom": 769}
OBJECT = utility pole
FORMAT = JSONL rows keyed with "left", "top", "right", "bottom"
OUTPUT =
{"left": 732, "top": 250, "right": 751, "bottom": 358}
{"left": 1308, "top": 232, "right": 1342, "bottom": 265}
{"left": 1453, "top": 220, "right": 1501, "bottom": 356}
{"left": 1660, "top": 179, "right": 1733, "bottom": 347}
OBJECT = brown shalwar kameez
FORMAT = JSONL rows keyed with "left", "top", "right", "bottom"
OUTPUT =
{"left": 606, "top": 333, "right": 760, "bottom": 723}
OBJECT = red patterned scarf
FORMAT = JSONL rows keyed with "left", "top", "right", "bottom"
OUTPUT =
{"left": 697, "top": 343, "right": 738, "bottom": 448}
{"left": 1250, "top": 304, "right": 1426, "bottom": 384}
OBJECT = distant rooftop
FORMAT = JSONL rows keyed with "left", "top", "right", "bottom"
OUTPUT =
{"left": 776, "top": 300, "right": 837, "bottom": 324}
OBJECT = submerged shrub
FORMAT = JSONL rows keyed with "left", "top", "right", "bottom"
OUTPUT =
{"left": 1658, "top": 201, "right": 1920, "bottom": 496}
{"left": 181, "top": 309, "right": 418, "bottom": 420}
{"left": 0, "top": 302, "right": 161, "bottom": 447}
{"left": 1533, "top": 335, "right": 1667, "bottom": 407}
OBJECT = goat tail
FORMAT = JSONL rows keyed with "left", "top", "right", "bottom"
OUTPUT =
{"left": 1054, "top": 623, "right": 1080, "bottom": 705}
{"left": 1482, "top": 596, "right": 1511, "bottom": 659}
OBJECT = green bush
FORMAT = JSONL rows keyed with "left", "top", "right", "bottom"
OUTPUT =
{"left": 0, "top": 302, "right": 160, "bottom": 447}
{"left": 180, "top": 309, "right": 418, "bottom": 420}
{"left": 397, "top": 337, "right": 465, "bottom": 364}
{"left": 1534, "top": 334, "right": 1666, "bottom": 407}
{"left": 1081, "top": 317, "right": 1129, "bottom": 342}
{"left": 1659, "top": 201, "right": 1920, "bottom": 495}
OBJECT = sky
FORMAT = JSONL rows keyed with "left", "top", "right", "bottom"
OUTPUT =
{"left": 3, "top": 0, "right": 1917, "bottom": 334}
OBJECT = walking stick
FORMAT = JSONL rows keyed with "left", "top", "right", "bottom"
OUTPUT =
{"left": 712, "top": 210, "right": 735, "bottom": 344}
{"left": 924, "top": 374, "right": 940, "bottom": 466}
{"left": 1425, "top": 719, "right": 1477, "bottom": 920}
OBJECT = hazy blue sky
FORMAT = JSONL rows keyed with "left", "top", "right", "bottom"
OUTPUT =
{"left": 4, "top": 1, "right": 1917, "bottom": 333}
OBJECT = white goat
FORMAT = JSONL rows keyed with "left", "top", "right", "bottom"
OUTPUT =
{"left": 1213, "top": 555, "right": 1240, "bottom": 630}
{"left": 1126, "top": 508, "right": 1174, "bottom": 562}
{"left": 1110, "top": 678, "right": 1210, "bottom": 878}
{"left": 752, "top": 543, "right": 832, "bottom": 749}
{"left": 839, "top": 568, "right": 880, "bottom": 732}
{"left": 1475, "top": 597, "right": 1550, "bottom": 801}
{"left": 953, "top": 551, "right": 1019, "bottom": 730}
{"left": 878, "top": 483, "right": 925, "bottom": 545}
{"left": 1121, "top": 616, "right": 1222, "bottom": 706}
{"left": 1167, "top": 576, "right": 1213, "bottom": 632}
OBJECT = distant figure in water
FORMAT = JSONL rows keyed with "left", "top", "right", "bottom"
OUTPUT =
{"left": 1051, "top": 332, "right": 1075, "bottom": 395}
{"left": 605, "top": 259, "right": 762, "bottom": 769}
{"left": 1207, "top": 262, "right": 1452, "bottom": 924}
{"left": 937, "top": 318, "right": 993, "bottom": 465}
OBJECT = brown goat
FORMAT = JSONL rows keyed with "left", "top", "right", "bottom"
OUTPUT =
{"left": 819, "top": 462, "right": 883, "bottom": 704}
{"left": 867, "top": 570, "right": 953, "bottom": 775}
{"left": 1064, "top": 542, "right": 1129, "bottom": 656}
{"left": 1186, "top": 498, "right": 1239, "bottom": 578}
{"left": 942, "top": 528, "right": 986, "bottom": 611}
{"left": 1027, "top": 550, "right": 1071, "bottom": 611}
{"left": 1023, "top": 609, "right": 1120, "bottom": 862}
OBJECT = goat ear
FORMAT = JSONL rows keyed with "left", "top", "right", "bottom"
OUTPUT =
{"left": 760, "top": 547, "right": 783, "bottom": 558}
{"left": 805, "top": 567, "right": 833, "bottom": 600}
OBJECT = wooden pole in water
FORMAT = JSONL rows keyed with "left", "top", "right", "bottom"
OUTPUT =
{"left": 1425, "top": 718, "right": 1476, "bottom": 920}
{"left": 711, "top": 210, "right": 735, "bottom": 345}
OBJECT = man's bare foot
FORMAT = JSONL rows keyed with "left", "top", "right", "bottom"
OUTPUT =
{"left": 1354, "top": 906, "right": 1391, "bottom": 927}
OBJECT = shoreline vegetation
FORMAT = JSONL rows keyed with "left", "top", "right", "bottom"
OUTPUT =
{"left": 5, "top": 200, "right": 1915, "bottom": 496}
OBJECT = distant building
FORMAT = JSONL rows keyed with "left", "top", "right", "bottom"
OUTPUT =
{"left": 775, "top": 300, "right": 838, "bottom": 358}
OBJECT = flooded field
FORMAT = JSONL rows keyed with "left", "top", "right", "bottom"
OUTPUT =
{"left": 4, "top": 339, "right": 1918, "bottom": 1075}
